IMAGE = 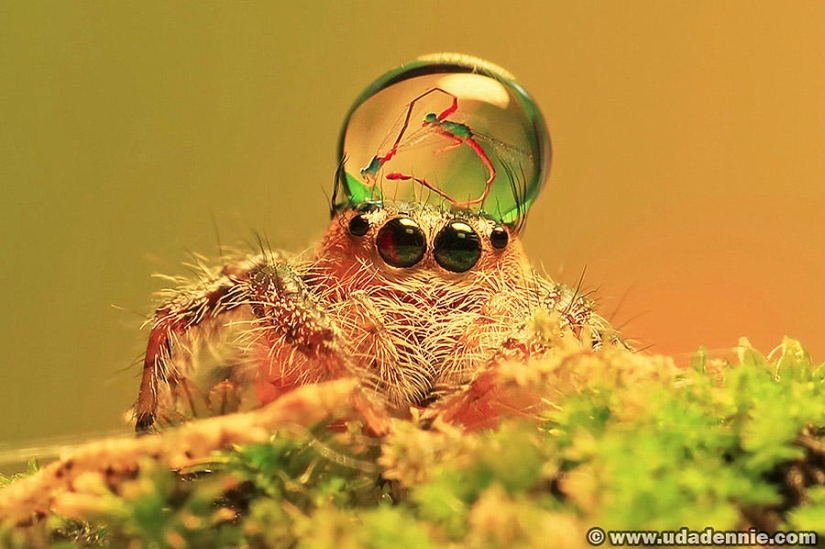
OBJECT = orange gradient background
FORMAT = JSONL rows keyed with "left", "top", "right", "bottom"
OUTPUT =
{"left": 1, "top": 3, "right": 823, "bottom": 450}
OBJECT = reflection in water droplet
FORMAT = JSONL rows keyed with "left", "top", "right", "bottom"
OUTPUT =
{"left": 334, "top": 53, "right": 551, "bottom": 228}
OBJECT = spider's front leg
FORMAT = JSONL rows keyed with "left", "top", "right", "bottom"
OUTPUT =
{"left": 134, "top": 254, "right": 339, "bottom": 432}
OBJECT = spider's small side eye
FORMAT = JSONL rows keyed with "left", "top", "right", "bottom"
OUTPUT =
{"left": 490, "top": 226, "right": 509, "bottom": 249}
{"left": 434, "top": 220, "right": 481, "bottom": 273}
{"left": 376, "top": 217, "right": 426, "bottom": 268}
{"left": 348, "top": 214, "right": 370, "bottom": 237}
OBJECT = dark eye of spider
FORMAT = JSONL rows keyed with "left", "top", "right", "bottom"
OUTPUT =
{"left": 348, "top": 214, "right": 370, "bottom": 237}
{"left": 433, "top": 220, "right": 481, "bottom": 273}
{"left": 376, "top": 217, "right": 426, "bottom": 268}
{"left": 489, "top": 226, "right": 509, "bottom": 249}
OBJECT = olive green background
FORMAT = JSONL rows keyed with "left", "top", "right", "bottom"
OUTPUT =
{"left": 1, "top": 2, "right": 824, "bottom": 452}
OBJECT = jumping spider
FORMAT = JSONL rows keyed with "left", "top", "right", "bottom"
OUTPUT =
{"left": 134, "top": 54, "right": 621, "bottom": 433}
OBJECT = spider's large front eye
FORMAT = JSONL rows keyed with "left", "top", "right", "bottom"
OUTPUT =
{"left": 376, "top": 217, "right": 426, "bottom": 268}
{"left": 433, "top": 220, "right": 481, "bottom": 273}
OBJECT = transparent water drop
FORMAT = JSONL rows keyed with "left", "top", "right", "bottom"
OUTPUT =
{"left": 335, "top": 53, "right": 551, "bottom": 227}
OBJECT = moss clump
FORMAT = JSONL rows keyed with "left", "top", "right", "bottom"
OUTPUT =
{"left": 2, "top": 337, "right": 824, "bottom": 547}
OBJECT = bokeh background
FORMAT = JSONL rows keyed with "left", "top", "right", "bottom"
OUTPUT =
{"left": 1, "top": 2, "right": 823, "bottom": 455}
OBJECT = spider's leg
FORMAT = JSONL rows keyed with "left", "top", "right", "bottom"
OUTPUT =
{"left": 135, "top": 255, "right": 339, "bottom": 433}
{"left": 135, "top": 256, "right": 268, "bottom": 432}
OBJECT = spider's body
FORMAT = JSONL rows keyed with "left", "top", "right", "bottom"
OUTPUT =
{"left": 135, "top": 205, "right": 614, "bottom": 432}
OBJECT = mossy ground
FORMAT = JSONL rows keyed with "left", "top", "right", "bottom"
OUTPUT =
{"left": 2, "top": 338, "right": 824, "bottom": 548}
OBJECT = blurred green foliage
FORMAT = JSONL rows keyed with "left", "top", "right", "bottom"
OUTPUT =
{"left": 2, "top": 338, "right": 824, "bottom": 547}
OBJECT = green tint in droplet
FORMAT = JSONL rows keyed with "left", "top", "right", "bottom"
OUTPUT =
{"left": 334, "top": 53, "right": 551, "bottom": 230}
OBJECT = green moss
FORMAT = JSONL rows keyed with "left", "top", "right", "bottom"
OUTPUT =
{"left": 3, "top": 337, "right": 825, "bottom": 547}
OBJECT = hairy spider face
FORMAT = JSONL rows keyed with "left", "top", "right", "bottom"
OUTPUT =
{"left": 271, "top": 203, "right": 535, "bottom": 411}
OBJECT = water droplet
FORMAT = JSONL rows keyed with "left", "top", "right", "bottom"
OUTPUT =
{"left": 335, "top": 53, "right": 551, "bottom": 227}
